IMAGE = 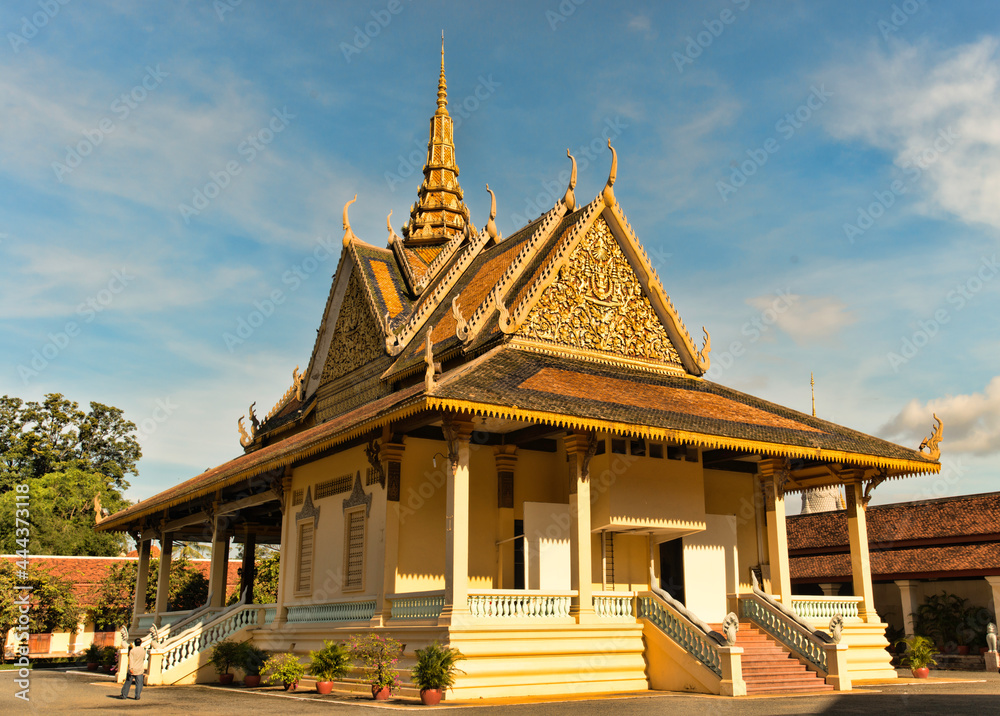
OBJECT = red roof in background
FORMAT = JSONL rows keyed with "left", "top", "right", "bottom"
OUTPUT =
{"left": 787, "top": 491, "right": 1000, "bottom": 550}
{"left": 787, "top": 491, "right": 1000, "bottom": 582}
{"left": 1, "top": 555, "right": 242, "bottom": 607}
{"left": 126, "top": 545, "right": 161, "bottom": 558}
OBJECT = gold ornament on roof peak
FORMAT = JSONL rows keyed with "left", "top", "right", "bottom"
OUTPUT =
{"left": 602, "top": 139, "right": 617, "bottom": 208}
{"left": 563, "top": 149, "right": 578, "bottom": 212}
{"left": 919, "top": 413, "right": 943, "bottom": 461}
{"left": 342, "top": 194, "right": 358, "bottom": 247}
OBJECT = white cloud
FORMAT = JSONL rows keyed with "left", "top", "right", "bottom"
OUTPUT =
{"left": 746, "top": 293, "right": 856, "bottom": 344}
{"left": 820, "top": 37, "right": 1000, "bottom": 231}
{"left": 880, "top": 375, "right": 1000, "bottom": 455}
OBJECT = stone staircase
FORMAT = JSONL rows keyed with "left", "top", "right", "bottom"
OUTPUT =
{"left": 724, "top": 621, "right": 833, "bottom": 695}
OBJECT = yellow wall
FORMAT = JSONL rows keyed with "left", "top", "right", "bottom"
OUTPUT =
{"left": 703, "top": 469, "right": 761, "bottom": 592}
{"left": 591, "top": 440, "right": 706, "bottom": 533}
{"left": 395, "top": 437, "right": 447, "bottom": 593}
{"left": 283, "top": 444, "right": 382, "bottom": 605}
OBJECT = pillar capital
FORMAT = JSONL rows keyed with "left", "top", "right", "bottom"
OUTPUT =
{"left": 492, "top": 444, "right": 518, "bottom": 472}
{"left": 379, "top": 440, "right": 406, "bottom": 464}
{"left": 563, "top": 430, "right": 593, "bottom": 456}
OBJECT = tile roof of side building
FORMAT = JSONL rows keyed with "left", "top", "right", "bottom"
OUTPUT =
{"left": 1, "top": 555, "right": 243, "bottom": 608}
{"left": 787, "top": 491, "right": 1000, "bottom": 581}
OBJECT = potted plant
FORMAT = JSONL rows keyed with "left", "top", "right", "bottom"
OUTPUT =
{"left": 349, "top": 633, "right": 401, "bottom": 700}
{"left": 239, "top": 643, "right": 269, "bottom": 688}
{"left": 309, "top": 640, "right": 350, "bottom": 695}
{"left": 897, "top": 635, "right": 938, "bottom": 678}
{"left": 412, "top": 642, "right": 464, "bottom": 706}
{"left": 84, "top": 643, "right": 102, "bottom": 672}
{"left": 100, "top": 645, "right": 118, "bottom": 674}
{"left": 261, "top": 652, "right": 306, "bottom": 691}
{"left": 210, "top": 639, "right": 243, "bottom": 684}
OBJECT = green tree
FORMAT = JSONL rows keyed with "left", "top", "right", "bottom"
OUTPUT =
{"left": 0, "top": 561, "right": 81, "bottom": 662}
{"left": 253, "top": 552, "right": 280, "bottom": 605}
{"left": 0, "top": 467, "right": 129, "bottom": 555}
{"left": 0, "top": 393, "right": 141, "bottom": 493}
{"left": 89, "top": 557, "right": 213, "bottom": 629}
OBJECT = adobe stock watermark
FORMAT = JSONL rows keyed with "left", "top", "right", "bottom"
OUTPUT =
{"left": 178, "top": 107, "right": 295, "bottom": 223}
{"left": 508, "top": 117, "right": 628, "bottom": 229}
{"left": 134, "top": 397, "right": 179, "bottom": 443}
{"left": 843, "top": 126, "right": 958, "bottom": 244}
{"left": 214, "top": 0, "right": 243, "bottom": 21}
{"left": 716, "top": 84, "right": 832, "bottom": 202}
{"left": 18, "top": 268, "right": 135, "bottom": 385}
{"left": 878, "top": 0, "right": 929, "bottom": 41}
{"left": 546, "top": 0, "right": 586, "bottom": 31}
{"left": 673, "top": 0, "right": 751, "bottom": 73}
{"left": 223, "top": 235, "right": 337, "bottom": 352}
{"left": 7, "top": 0, "right": 71, "bottom": 54}
{"left": 709, "top": 289, "right": 798, "bottom": 379}
{"left": 886, "top": 254, "right": 998, "bottom": 372}
{"left": 52, "top": 65, "right": 169, "bottom": 183}
{"left": 384, "top": 74, "right": 501, "bottom": 191}
{"left": 340, "top": 0, "right": 410, "bottom": 63}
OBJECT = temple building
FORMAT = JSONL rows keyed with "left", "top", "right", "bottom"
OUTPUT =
{"left": 96, "top": 48, "right": 943, "bottom": 698}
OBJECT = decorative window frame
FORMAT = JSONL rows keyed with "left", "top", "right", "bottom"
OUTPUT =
{"left": 342, "top": 505, "right": 367, "bottom": 593}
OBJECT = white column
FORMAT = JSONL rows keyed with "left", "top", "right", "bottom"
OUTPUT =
{"left": 378, "top": 439, "right": 405, "bottom": 625}
{"left": 131, "top": 539, "right": 152, "bottom": 630}
{"left": 208, "top": 517, "right": 230, "bottom": 608}
{"left": 153, "top": 532, "right": 173, "bottom": 626}
{"left": 565, "top": 432, "right": 596, "bottom": 622}
{"left": 439, "top": 416, "right": 472, "bottom": 626}
{"left": 846, "top": 478, "right": 877, "bottom": 623}
{"left": 895, "top": 580, "right": 920, "bottom": 636}
{"left": 760, "top": 460, "right": 791, "bottom": 602}
{"left": 986, "top": 576, "right": 1000, "bottom": 628}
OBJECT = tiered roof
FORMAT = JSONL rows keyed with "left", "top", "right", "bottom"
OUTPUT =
{"left": 98, "top": 49, "right": 940, "bottom": 534}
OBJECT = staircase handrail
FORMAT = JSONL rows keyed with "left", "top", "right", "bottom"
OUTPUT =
{"left": 739, "top": 574, "right": 835, "bottom": 672}
{"left": 155, "top": 602, "right": 261, "bottom": 673}
{"left": 638, "top": 589, "right": 726, "bottom": 677}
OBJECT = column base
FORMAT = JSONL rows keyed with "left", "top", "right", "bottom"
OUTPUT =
{"left": 571, "top": 606, "right": 599, "bottom": 624}
{"left": 437, "top": 605, "right": 470, "bottom": 627}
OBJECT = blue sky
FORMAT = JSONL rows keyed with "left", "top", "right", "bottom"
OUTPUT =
{"left": 2, "top": 0, "right": 998, "bottom": 511}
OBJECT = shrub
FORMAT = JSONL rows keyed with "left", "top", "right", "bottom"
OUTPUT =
{"left": 348, "top": 633, "right": 401, "bottom": 691}
{"left": 100, "top": 645, "right": 118, "bottom": 666}
{"left": 261, "top": 652, "right": 306, "bottom": 686}
{"left": 210, "top": 639, "right": 242, "bottom": 676}
{"left": 309, "top": 640, "right": 351, "bottom": 682}
{"left": 412, "top": 642, "right": 464, "bottom": 691}
{"left": 239, "top": 643, "right": 269, "bottom": 676}
{"left": 897, "top": 635, "right": 939, "bottom": 670}
{"left": 84, "top": 643, "right": 102, "bottom": 663}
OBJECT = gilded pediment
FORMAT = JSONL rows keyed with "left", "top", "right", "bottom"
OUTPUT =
{"left": 516, "top": 216, "right": 683, "bottom": 368}
{"left": 320, "top": 271, "right": 386, "bottom": 385}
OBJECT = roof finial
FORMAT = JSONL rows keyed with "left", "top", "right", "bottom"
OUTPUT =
{"left": 602, "top": 139, "right": 617, "bottom": 208}
{"left": 436, "top": 30, "right": 448, "bottom": 115}
{"left": 485, "top": 184, "right": 500, "bottom": 241}
{"left": 810, "top": 372, "right": 816, "bottom": 417}
{"left": 342, "top": 194, "right": 357, "bottom": 247}
{"left": 563, "top": 149, "right": 578, "bottom": 212}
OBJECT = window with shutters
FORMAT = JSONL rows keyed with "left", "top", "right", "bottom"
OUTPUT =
{"left": 295, "top": 521, "right": 314, "bottom": 594}
{"left": 343, "top": 507, "right": 366, "bottom": 592}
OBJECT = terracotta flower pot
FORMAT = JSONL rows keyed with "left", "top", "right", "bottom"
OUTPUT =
{"left": 243, "top": 674, "right": 261, "bottom": 688}
{"left": 911, "top": 667, "right": 930, "bottom": 679}
{"left": 86, "top": 663, "right": 97, "bottom": 672}
{"left": 219, "top": 673, "right": 234, "bottom": 685}
{"left": 372, "top": 685, "right": 391, "bottom": 700}
{"left": 957, "top": 646, "right": 970, "bottom": 656}
{"left": 316, "top": 680, "right": 333, "bottom": 695}
{"left": 420, "top": 688, "right": 443, "bottom": 705}
{"left": 283, "top": 681, "right": 297, "bottom": 691}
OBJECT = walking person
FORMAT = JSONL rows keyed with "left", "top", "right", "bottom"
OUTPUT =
{"left": 120, "top": 638, "right": 146, "bottom": 701}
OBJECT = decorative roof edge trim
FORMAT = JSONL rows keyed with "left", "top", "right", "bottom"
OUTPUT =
{"left": 96, "top": 397, "right": 429, "bottom": 533}
{"left": 424, "top": 397, "right": 942, "bottom": 476}
{"left": 508, "top": 337, "right": 690, "bottom": 376}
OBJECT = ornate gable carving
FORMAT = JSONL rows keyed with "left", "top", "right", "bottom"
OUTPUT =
{"left": 320, "top": 271, "right": 385, "bottom": 385}
{"left": 517, "top": 216, "right": 682, "bottom": 366}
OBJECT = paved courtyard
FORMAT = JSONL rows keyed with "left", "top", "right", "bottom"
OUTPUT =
{"left": 2, "top": 668, "right": 998, "bottom": 715}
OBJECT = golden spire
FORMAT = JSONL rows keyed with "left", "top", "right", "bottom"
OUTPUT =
{"left": 403, "top": 34, "right": 471, "bottom": 246}
{"left": 810, "top": 372, "right": 816, "bottom": 417}
{"left": 436, "top": 31, "right": 448, "bottom": 115}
